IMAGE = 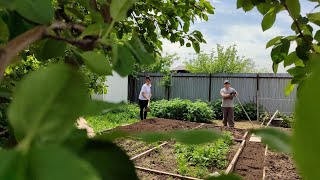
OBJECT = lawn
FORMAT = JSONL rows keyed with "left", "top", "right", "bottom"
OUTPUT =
{"left": 86, "top": 104, "right": 141, "bottom": 132}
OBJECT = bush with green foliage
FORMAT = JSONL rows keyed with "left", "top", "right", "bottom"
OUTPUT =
{"left": 151, "top": 99, "right": 214, "bottom": 122}
{"left": 259, "top": 112, "right": 294, "bottom": 128}
{"left": 175, "top": 132, "right": 233, "bottom": 178}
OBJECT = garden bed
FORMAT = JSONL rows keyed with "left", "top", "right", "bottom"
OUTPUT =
{"left": 115, "top": 138, "right": 161, "bottom": 158}
{"left": 234, "top": 142, "right": 265, "bottom": 179}
{"left": 264, "top": 151, "right": 301, "bottom": 180}
{"left": 111, "top": 118, "right": 202, "bottom": 133}
{"left": 134, "top": 138, "right": 240, "bottom": 179}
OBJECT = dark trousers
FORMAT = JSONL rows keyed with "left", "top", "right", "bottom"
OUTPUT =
{"left": 139, "top": 100, "right": 148, "bottom": 120}
{"left": 222, "top": 107, "right": 234, "bottom": 127}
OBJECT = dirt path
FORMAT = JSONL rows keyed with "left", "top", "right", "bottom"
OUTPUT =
{"left": 234, "top": 142, "right": 265, "bottom": 180}
{"left": 76, "top": 117, "right": 95, "bottom": 137}
{"left": 264, "top": 151, "right": 301, "bottom": 180}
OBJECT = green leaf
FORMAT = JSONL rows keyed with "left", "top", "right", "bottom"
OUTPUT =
{"left": 192, "top": 41, "right": 200, "bottom": 53}
{"left": 287, "top": 66, "right": 307, "bottom": 76}
{"left": 315, "top": 30, "right": 320, "bottom": 41}
{"left": 0, "top": 0, "right": 15, "bottom": 9}
{"left": 202, "top": 14, "right": 209, "bottom": 21}
{"left": 14, "top": 0, "right": 54, "bottom": 24}
{"left": 0, "top": 150, "right": 25, "bottom": 180}
{"left": 272, "top": 63, "right": 279, "bottom": 73}
{"left": 287, "top": 0, "right": 301, "bottom": 19}
{"left": 206, "top": 173, "right": 242, "bottom": 180}
{"left": 29, "top": 145, "right": 101, "bottom": 180}
{"left": 179, "top": 39, "right": 185, "bottom": 46}
{"left": 110, "top": 0, "right": 135, "bottom": 21}
{"left": 242, "top": 0, "right": 254, "bottom": 11}
{"left": 65, "top": 7, "right": 85, "bottom": 21}
{"left": 8, "top": 63, "right": 88, "bottom": 142}
{"left": 126, "top": 37, "right": 155, "bottom": 65}
{"left": 82, "top": 100, "right": 124, "bottom": 116}
{"left": 257, "top": 2, "right": 271, "bottom": 15}
{"left": 80, "top": 140, "right": 138, "bottom": 180}
{"left": 41, "top": 39, "right": 67, "bottom": 60}
{"left": 81, "top": 23, "right": 108, "bottom": 38}
{"left": 0, "top": 87, "right": 12, "bottom": 98}
{"left": 137, "top": 129, "right": 222, "bottom": 145}
{"left": 271, "top": 39, "right": 290, "bottom": 64}
{"left": 80, "top": 52, "right": 112, "bottom": 75}
{"left": 186, "top": 42, "right": 191, "bottom": 47}
{"left": 307, "top": 12, "right": 320, "bottom": 26}
{"left": 112, "top": 43, "right": 135, "bottom": 77}
{"left": 294, "top": 55, "right": 320, "bottom": 179}
{"left": 237, "top": 0, "right": 244, "bottom": 9}
{"left": 183, "top": 21, "right": 190, "bottom": 32}
{"left": 0, "top": 17, "right": 9, "bottom": 43}
{"left": 284, "top": 80, "right": 296, "bottom": 97}
{"left": 284, "top": 52, "right": 300, "bottom": 67}
{"left": 262, "top": 12, "right": 276, "bottom": 31}
{"left": 252, "top": 128, "right": 291, "bottom": 154}
{"left": 266, "top": 36, "right": 284, "bottom": 48}
{"left": 294, "top": 59, "right": 305, "bottom": 67}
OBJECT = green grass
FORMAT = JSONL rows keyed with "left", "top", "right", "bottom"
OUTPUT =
{"left": 86, "top": 104, "right": 140, "bottom": 132}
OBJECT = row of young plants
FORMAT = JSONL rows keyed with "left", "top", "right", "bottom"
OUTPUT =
{"left": 150, "top": 98, "right": 261, "bottom": 123}
{"left": 174, "top": 132, "right": 234, "bottom": 178}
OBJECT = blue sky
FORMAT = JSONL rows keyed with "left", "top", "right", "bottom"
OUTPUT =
{"left": 163, "top": 0, "right": 318, "bottom": 73}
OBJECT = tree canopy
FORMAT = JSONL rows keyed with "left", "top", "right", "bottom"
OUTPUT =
{"left": 185, "top": 44, "right": 264, "bottom": 73}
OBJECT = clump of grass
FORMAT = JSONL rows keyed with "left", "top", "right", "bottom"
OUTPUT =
{"left": 86, "top": 104, "right": 140, "bottom": 132}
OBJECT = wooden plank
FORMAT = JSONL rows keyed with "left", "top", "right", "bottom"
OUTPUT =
{"left": 225, "top": 140, "right": 246, "bottom": 174}
{"left": 262, "top": 145, "right": 268, "bottom": 180}
{"left": 136, "top": 166, "right": 202, "bottom": 180}
{"left": 242, "top": 131, "right": 249, "bottom": 140}
{"left": 130, "top": 142, "right": 169, "bottom": 160}
{"left": 265, "top": 110, "right": 279, "bottom": 127}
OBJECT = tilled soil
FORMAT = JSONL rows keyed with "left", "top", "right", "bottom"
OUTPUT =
{"left": 199, "top": 124, "right": 246, "bottom": 139}
{"left": 264, "top": 151, "right": 301, "bottom": 180}
{"left": 112, "top": 118, "right": 202, "bottom": 133}
{"left": 135, "top": 142, "right": 178, "bottom": 174}
{"left": 115, "top": 138, "right": 159, "bottom": 158}
{"left": 137, "top": 170, "right": 182, "bottom": 180}
{"left": 234, "top": 142, "right": 265, "bottom": 180}
{"left": 134, "top": 141, "right": 241, "bottom": 178}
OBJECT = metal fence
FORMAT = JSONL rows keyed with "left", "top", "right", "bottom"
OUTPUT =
{"left": 128, "top": 73, "right": 296, "bottom": 115}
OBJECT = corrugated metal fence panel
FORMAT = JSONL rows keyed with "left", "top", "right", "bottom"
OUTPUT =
{"left": 171, "top": 75, "right": 210, "bottom": 101}
{"left": 210, "top": 77, "right": 257, "bottom": 103}
{"left": 259, "top": 78, "right": 296, "bottom": 114}
{"left": 131, "top": 73, "right": 296, "bottom": 114}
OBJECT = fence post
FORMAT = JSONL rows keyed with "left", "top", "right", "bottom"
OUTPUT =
{"left": 208, "top": 74, "right": 212, "bottom": 102}
{"left": 256, "top": 74, "right": 260, "bottom": 121}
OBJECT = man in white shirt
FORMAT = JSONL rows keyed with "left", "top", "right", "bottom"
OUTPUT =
{"left": 220, "top": 80, "right": 237, "bottom": 128}
{"left": 138, "top": 76, "right": 152, "bottom": 120}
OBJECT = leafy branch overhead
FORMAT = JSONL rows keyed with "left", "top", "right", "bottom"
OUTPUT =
{"left": 237, "top": 0, "right": 320, "bottom": 95}
{"left": 0, "top": 0, "right": 220, "bottom": 180}
{"left": 0, "top": 0, "right": 214, "bottom": 77}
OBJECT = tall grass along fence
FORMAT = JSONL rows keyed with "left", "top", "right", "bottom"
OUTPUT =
{"left": 128, "top": 73, "right": 296, "bottom": 117}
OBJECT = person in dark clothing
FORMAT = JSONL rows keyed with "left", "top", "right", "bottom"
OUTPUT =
{"left": 138, "top": 76, "right": 152, "bottom": 120}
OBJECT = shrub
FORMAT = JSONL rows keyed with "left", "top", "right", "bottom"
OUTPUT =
{"left": 259, "top": 112, "right": 294, "bottom": 128}
{"left": 151, "top": 99, "right": 214, "bottom": 122}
